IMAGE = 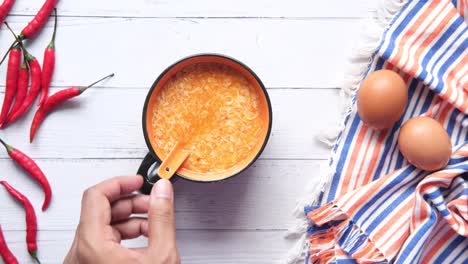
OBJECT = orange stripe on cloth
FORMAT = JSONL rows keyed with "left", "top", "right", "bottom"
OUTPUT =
{"left": 373, "top": 201, "right": 413, "bottom": 242}
{"left": 457, "top": 0, "right": 465, "bottom": 17}
{"left": 339, "top": 125, "right": 369, "bottom": 196}
{"left": 306, "top": 1, "right": 467, "bottom": 262}
{"left": 452, "top": 146, "right": 468, "bottom": 157}
{"left": 361, "top": 131, "right": 388, "bottom": 185}
{"left": 414, "top": 170, "right": 467, "bottom": 234}
{"left": 420, "top": 227, "right": 459, "bottom": 263}
{"left": 391, "top": 1, "right": 445, "bottom": 64}
{"left": 422, "top": 96, "right": 442, "bottom": 117}
{"left": 436, "top": 100, "right": 454, "bottom": 126}
{"left": 386, "top": 226, "right": 411, "bottom": 258}
{"left": 444, "top": 55, "right": 468, "bottom": 112}
{"left": 351, "top": 239, "right": 384, "bottom": 261}
{"left": 308, "top": 220, "right": 350, "bottom": 263}
{"left": 349, "top": 130, "right": 376, "bottom": 192}
{"left": 403, "top": 3, "right": 454, "bottom": 77}
{"left": 447, "top": 199, "right": 468, "bottom": 230}
{"left": 342, "top": 168, "right": 405, "bottom": 215}
{"left": 308, "top": 202, "right": 347, "bottom": 225}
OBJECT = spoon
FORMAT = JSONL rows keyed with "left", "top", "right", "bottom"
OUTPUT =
{"left": 157, "top": 141, "right": 190, "bottom": 179}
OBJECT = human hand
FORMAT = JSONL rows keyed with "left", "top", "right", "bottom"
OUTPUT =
{"left": 64, "top": 176, "right": 180, "bottom": 264}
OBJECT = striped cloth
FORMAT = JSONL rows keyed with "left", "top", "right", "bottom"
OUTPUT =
{"left": 305, "top": 0, "right": 467, "bottom": 263}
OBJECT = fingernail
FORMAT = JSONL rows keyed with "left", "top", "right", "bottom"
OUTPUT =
{"left": 151, "top": 179, "right": 173, "bottom": 201}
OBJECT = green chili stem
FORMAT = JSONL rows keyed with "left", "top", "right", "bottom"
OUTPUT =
{"left": 48, "top": 8, "right": 57, "bottom": 49}
{"left": 0, "top": 138, "right": 13, "bottom": 153}
{"left": 79, "top": 73, "right": 115, "bottom": 94}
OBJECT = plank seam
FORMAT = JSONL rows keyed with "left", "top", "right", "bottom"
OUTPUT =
{"left": 5, "top": 14, "right": 371, "bottom": 20}
{"left": 0, "top": 157, "right": 328, "bottom": 161}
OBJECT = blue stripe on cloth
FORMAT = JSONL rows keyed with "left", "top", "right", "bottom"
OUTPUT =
{"left": 454, "top": 115, "right": 467, "bottom": 145}
{"left": 448, "top": 163, "right": 468, "bottom": 171}
{"left": 306, "top": 220, "right": 345, "bottom": 234}
{"left": 335, "top": 259, "right": 358, "bottom": 264}
{"left": 408, "top": 82, "right": 426, "bottom": 117}
{"left": 433, "top": 37, "right": 468, "bottom": 93}
{"left": 384, "top": 79, "right": 423, "bottom": 175}
{"left": 394, "top": 150, "right": 406, "bottom": 170}
{"left": 363, "top": 172, "right": 424, "bottom": 232}
{"left": 374, "top": 0, "right": 414, "bottom": 55}
{"left": 427, "top": 25, "right": 466, "bottom": 88}
{"left": 327, "top": 113, "right": 363, "bottom": 201}
{"left": 353, "top": 167, "right": 418, "bottom": 222}
{"left": 424, "top": 190, "right": 450, "bottom": 217}
{"left": 336, "top": 221, "right": 376, "bottom": 258}
{"left": 451, "top": 242, "right": 468, "bottom": 262}
{"left": 304, "top": 205, "right": 320, "bottom": 215}
{"left": 419, "top": 17, "right": 464, "bottom": 81}
{"left": 326, "top": 56, "right": 387, "bottom": 202}
{"left": 449, "top": 179, "right": 465, "bottom": 192}
{"left": 448, "top": 153, "right": 468, "bottom": 165}
{"left": 381, "top": 1, "right": 427, "bottom": 59}
{"left": 346, "top": 233, "right": 369, "bottom": 255}
{"left": 446, "top": 108, "right": 461, "bottom": 135}
{"left": 338, "top": 223, "right": 353, "bottom": 245}
{"left": 438, "top": 187, "right": 467, "bottom": 205}
{"left": 419, "top": 86, "right": 436, "bottom": 114}
{"left": 306, "top": 1, "right": 468, "bottom": 263}
{"left": 438, "top": 173, "right": 466, "bottom": 198}
{"left": 362, "top": 172, "right": 423, "bottom": 232}
{"left": 374, "top": 57, "right": 385, "bottom": 70}
{"left": 432, "top": 234, "right": 466, "bottom": 263}
{"left": 395, "top": 210, "right": 439, "bottom": 264}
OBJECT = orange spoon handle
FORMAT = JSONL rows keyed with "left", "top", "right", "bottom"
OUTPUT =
{"left": 157, "top": 142, "right": 190, "bottom": 179}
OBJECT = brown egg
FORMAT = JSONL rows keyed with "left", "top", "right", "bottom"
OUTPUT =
{"left": 398, "top": 117, "right": 452, "bottom": 171}
{"left": 357, "top": 70, "right": 407, "bottom": 129}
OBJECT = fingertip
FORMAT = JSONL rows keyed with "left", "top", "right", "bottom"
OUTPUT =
{"left": 115, "top": 175, "right": 144, "bottom": 193}
{"left": 147, "top": 179, "right": 176, "bottom": 248}
{"left": 133, "top": 174, "right": 144, "bottom": 185}
{"left": 150, "top": 179, "right": 173, "bottom": 201}
{"left": 90, "top": 175, "right": 146, "bottom": 204}
{"left": 142, "top": 220, "right": 149, "bottom": 236}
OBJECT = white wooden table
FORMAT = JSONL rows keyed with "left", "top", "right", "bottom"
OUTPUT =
{"left": 0, "top": 0, "right": 375, "bottom": 263}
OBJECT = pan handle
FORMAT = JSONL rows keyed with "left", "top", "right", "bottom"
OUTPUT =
{"left": 137, "top": 153, "right": 162, "bottom": 194}
{"left": 137, "top": 153, "right": 179, "bottom": 194}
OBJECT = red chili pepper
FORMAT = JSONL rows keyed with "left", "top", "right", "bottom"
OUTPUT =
{"left": 30, "top": 73, "right": 114, "bottom": 142}
{"left": 0, "top": 0, "right": 15, "bottom": 25}
{"left": 3, "top": 23, "right": 43, "bottom": 124}
{"left": 0, "top": 139, "right": 52, "bottom": 211}
{"left": 0, "top": 181, "right": 40, "bottom": 264}
{"left": 6, "top": 61, "right": 29, "bottom": 122}
{"left": 39, "top": 9, "right": 57, "bottom": 107}
{"left": 0, "top": 44, "right": 21, "bottom": 128}
{"left": 0, "top": 225, "right": 18, "bottom": 264}
{"left": 19, "top": 0, "right": 57, "bottom": 40}
{"left": 0, "top": 1, "right": 56, "bottom": 65}
{"left": 6, "top": 52, "right": 42, "bottom": 124}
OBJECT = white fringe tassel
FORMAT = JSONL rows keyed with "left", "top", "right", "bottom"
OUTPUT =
{"left": 282, "top": 1, "right": 408, "bottom": 263}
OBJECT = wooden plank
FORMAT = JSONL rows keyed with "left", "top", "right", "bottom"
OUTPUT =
{"left": 9, "top": 0, "right": 375, "bottom": 18}
{"left": 0, "top": 159, "right": 322, "bottom": 230}
{"left": 0, "top": 88, "right": 341, "bottom": 159}
{"left": 2, "top": 230, "right": 293, "bottom": 264}
{"left": 0, "top": 17, "right": 360, "bottom": 89}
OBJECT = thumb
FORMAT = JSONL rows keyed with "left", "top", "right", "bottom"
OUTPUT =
{"left": 148, "top": 179, "right": 176, "bottom": 250}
